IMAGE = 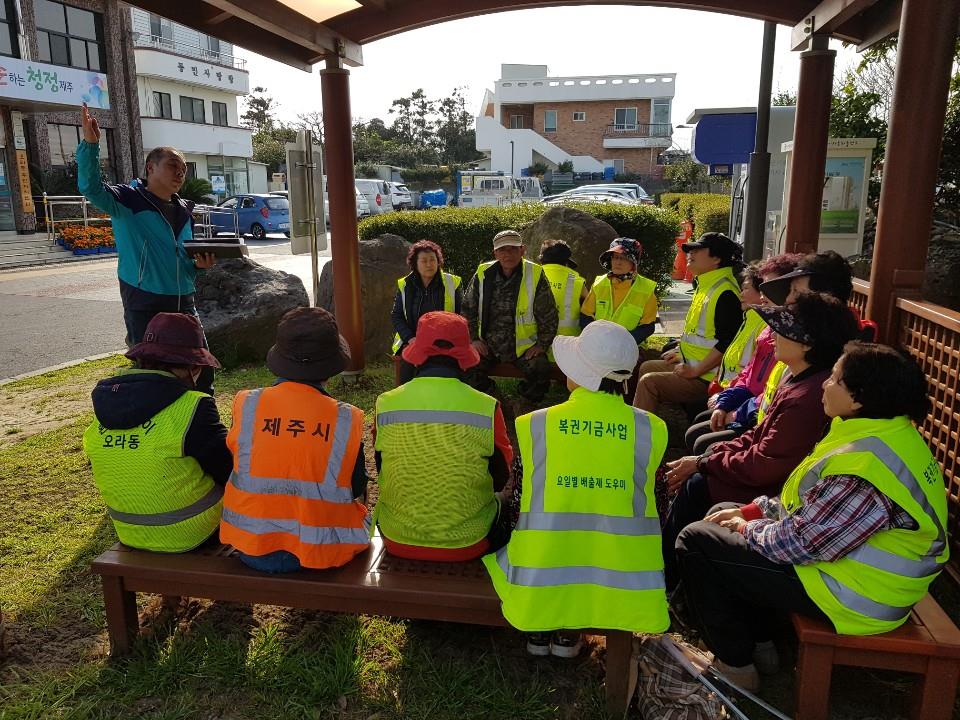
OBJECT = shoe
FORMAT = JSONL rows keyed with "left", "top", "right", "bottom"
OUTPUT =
{"left": 752, "top": 640, "right": 780, "bottom": 675}
{"left": 526, "top": 632, "right": 551, "bottom": 656}
{"left": 550, "top": 631, "right": 583, "bottom": 658}
{"left": 712, "top": 660, "right": 760, "bottom": 693}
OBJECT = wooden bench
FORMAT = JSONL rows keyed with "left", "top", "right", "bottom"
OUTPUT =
{"left": 91, "top": 537, "right": 633, "bottom": 716}
{"left": 793, "top": 594, "right": 960, "bottom": 719}
{"left": 392, "top": 354, "right": 566, "bottom": 387}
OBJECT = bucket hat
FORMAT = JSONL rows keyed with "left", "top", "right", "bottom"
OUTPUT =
{"left": 752, "top": 304, "right": 815, "bottom": 345}
{"left": 599, "top": 237, "right": 642, "bottom": 271}
{"left": 126, "top": 312, "right": 220, "bottom": 368}
{"left": 266, "top": 307, "right": 351, "bottom": 381}
{"left": 551, "top": 320, "right": 638, "bottom": 391}
{"left": 402, "top": 311, "right": 481, "bottom": 371}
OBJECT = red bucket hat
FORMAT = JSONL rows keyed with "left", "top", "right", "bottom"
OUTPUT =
{"left": 402, "top": 311, "right": 481, "bottom": 371}
{"left": 126, "top": 312, "right": 221, "bottom": 368}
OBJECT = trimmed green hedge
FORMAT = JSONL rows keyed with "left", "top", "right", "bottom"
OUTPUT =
{"left": 358, "top": 203, "right": 681, "bottom": 294}
{"left": 658, "top": 193, "right": 732, "bottom": 237}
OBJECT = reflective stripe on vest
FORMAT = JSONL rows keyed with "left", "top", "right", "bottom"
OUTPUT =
{"left": 377, "top": 409, "right": 493, "bottom": 430}
{"left": 756, "top": 362, "right": 790, "bottom": 424}
{"left": 717, "top": 309, "right": 765, "bottom": 388}
{"left": 106, "top": 484, "right": 223, "bottom": 526}
{"left": 495, "top": 551, "right": 666, "bottom": 591}
{"left": 477, "top": 259, "right": 542, "bottom": 356}
{"left": 542, "top": 264, "right": 582, "bottom": 333}
{"left": 221, "top": 507, "right": 369, "bottom": 546}
{"left": 392, "top": 272, "right": 460, "bottom": 354}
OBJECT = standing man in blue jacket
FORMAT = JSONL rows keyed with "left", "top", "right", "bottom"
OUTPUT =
{"left": 77, "top": 103, "right": 217, "bottom": 391}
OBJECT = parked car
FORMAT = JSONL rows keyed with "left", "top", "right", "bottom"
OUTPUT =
{"left": 388, "top": 182, "right": 414, "bottom": 210}
{"left": 215, "top": 194, "right": 290, "bottom": 239}
{"left": 354, "top": 178, "right": 394, "bottom": 216}
{"left": 322, "top": 186, "right": 371, "bottom": 226}
{"left": 543, "top": 193, "right": 638, "bottom": 207}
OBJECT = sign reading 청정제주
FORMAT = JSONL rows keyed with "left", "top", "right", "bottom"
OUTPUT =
{"left": 0, "top": 59, "right": 109, "bottom": 109}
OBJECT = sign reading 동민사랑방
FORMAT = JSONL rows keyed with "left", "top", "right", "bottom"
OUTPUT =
{"left": 0, "top": 58, "right": 109, "bottom": 109}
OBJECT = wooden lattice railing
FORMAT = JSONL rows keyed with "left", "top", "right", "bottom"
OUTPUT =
{"left": 851, "top": 279, "right": 960, "bottom": 577}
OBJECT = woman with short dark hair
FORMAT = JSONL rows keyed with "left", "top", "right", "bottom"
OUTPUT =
{"left": 675, "top": 343, "right": 945, "bottom": 691}
{"left": 390, "top": 239, "right": 462, "bottom": 384}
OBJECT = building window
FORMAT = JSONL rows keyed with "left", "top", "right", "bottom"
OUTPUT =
{"left": 185, "top": 161, "right": 197, "bottom": 180}
{"left": 573, "top": 111, "right": 586, "bottom": 122}
{"left": 0, "top": 0, "right": 19, "bottom": 58}
{"left": 614, "top": 108, "right": 638, "bottom": 131}
{"left": 509, "top": 115, "right": 525, "bottom": 129}
{"left": 201, "top": 34, "right": 220, "bottom": 58}
{"left": 652, "top": 98, "right": 671, "bottom": 132}
{"left": 48, "top": 122, "right": 113, "bottom": 178}
{"left": 543, "top": 110, "right": 557, "bottom": 133}
{"left": 152, "top": 91, "right": 172, "bottom": 119}
{"left": 35, "top": 0, "right": 105, "bottom": 71}
{"left": 212, "top": 101, "right": 228, "bottom": 127}
{"left": 148, "top": 13, "right": 173, "bottom": 48}
{"left": 180, "top": 96, "right": 205, "bottom": 123}
{"left": 612, "top": 159, "right": 625, "bottom": 175}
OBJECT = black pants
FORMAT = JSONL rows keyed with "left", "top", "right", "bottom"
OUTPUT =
{"left": 396, "top": 356, "right": 417, "bottom": 385}
{"left": 661, "top": 472, "right": 715, "bottom": 592}
{"left": 685, "top": 409, "right": 743, "bottom": 455}
{"left": 676, "top": 504, "right": 828, "bottom": 667}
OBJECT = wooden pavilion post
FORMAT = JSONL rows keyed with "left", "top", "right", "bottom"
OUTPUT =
{"left": 784, "top": 34, "right": 836, "bottom": 254}
{"left": 320, "top": 55, "right": 365, "bottom": 373}
{"left": 866, "top": 0, "right": 960, "bottom": 344}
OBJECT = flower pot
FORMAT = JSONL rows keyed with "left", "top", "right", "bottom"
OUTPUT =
{"left": 73, "top": 247, "right": 98, "bottom": 256}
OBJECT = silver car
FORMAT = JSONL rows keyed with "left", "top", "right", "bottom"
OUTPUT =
{"left": 388, "top": 182, "right": 414, "bottom": 210}
{"left": 354, "top": 178, "right": 394, "bottom": 215}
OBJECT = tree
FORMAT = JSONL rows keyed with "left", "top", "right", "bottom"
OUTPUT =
{"left": 252, "top": 125, "right": 297, "bottom": 175}
{"left": 294, "top": 110, "right": 324, "bottom": 145}
{"left": 772, "top": 89, "right": 797, "bottom": 106}
{"left": 241, "top": 86, "right": 279, "bottom": 132}
{"left": 664, "top": 157, "right": 709, "bottom": 192}
{"left": 389, "top": 88, "right": 435, "bottom": 147}
{"left": 434, "top": 87, "right": 481, "bottom": 164}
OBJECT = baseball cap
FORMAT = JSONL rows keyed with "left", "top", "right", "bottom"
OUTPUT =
{"left": 681, "top": 232, "right": 742, "bottom": 264}
{"left": 492, "top": 230, "right": 523, "bottom": 250}
{"left": 551, "top": 320, "right": 639, "bottom": 391}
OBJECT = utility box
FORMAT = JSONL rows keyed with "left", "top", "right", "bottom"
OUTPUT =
{"left": 780, "top": 138, "right": 877, "bottom": 258}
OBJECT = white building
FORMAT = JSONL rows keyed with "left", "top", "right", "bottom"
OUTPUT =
{"left": 476, "top": 64, "right": 675, "bottom": 177}
{"left": 130, "top": 9, "right": 265, "bottom": 197}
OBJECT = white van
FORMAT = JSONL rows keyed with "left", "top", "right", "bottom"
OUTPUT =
{"left": 354, "top": 178, "right": 394, "bottom": 215}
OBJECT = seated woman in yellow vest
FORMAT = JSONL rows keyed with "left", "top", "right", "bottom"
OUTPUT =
{"left": 220, "top": 308, "right": 370, "bottom": 573}
{"left": 537, "top": 240, "right": 587, "bottom": 348}
{"left": 374, "top": 311, "right": 515, "bottom": 562}
{"left": 675, "top": 343, "right": 946, "bottom": 692}
{"left": 390, "top": 239, "right": 462, "bottom": 385}
{"left": 484, "top": 320, "right": 669, "bottom": 658}
{"left": 580, "top": 237, "right": 657, "bottom": 346}
{"left": 83, "top": 313, "right": 230, "bottom": 553}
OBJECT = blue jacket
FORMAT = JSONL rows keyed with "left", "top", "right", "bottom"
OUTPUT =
{"left": 77, "top": 140, "right": 198, "bottom": 296}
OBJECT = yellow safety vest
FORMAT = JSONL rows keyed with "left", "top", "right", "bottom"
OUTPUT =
{"left": 83, "top": 371, "right": 223, "bottom": 553}
{"left": 781, "top": 416, "right": 948, "bottom": 635}
{"left": 483, "top": 387, "right": 670, "bottom": 633}
{"left": 476, "top": 259, "right": 544, "bottom": 357}
{"left": 375, "top": 376, "right": 498, "bottom": 549}
{"left": 679, "top": 267, "right": 740, "bottom": 381}
{"left": 756, "top": 361, "right": 790, "bottom": 424}
{"left": 392, "top": 272, "right": 461, "bottom": 354}
{"left": 716, "top": 308, "right": 766, "bottom": 389}
{"left": 542, "top": 264, "right": 584, "bottom": 336}
{"left": 590, "top": 273, "right": 658, "bottom": 336}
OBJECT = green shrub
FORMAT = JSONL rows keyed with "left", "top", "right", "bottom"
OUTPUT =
{"left": 659, "top": 193, "right": 685, "bottom": 212}
{"left": 657, "top": 192, "right": 731, "bottom": 237}
{"left": 358, "top": 203, "right": 681, "bottom": 294}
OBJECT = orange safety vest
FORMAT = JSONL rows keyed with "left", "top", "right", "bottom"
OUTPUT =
{"left": 220, "top": 382, "right": 370, "bottom": 569}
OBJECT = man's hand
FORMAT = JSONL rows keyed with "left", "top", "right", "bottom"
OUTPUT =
{"left": 471, "top": 339, "right": 489, "bottom": 358}
{"left": 665, "top": 455, "right": 698, "bottom": 494}
{"left": 709, "top": 408, "right": 727, "bottom": 432}
{"left": 661, "top": 349, "right": 680, "bottom": 364}
{"left": 193, "top": 253, "right": 216, "bottom": 269}
{"left": 674, "top": 363, "right": 699, "bottom": 379}
{"left": 523, "top": 344, "right": 545, "bottom": 360}
{"left": 81, "top": 103, "right": 100, "bottom": 144}
{"left": 705, "top": 507, "right": 744, "bottom": 525}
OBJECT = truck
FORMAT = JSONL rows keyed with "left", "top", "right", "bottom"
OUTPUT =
{"left": 455, "top": 170, "right": 543, "bottom": 208}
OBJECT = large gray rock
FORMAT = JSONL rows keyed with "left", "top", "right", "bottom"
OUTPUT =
{"left": 317, "top": 233, "right": 411, "bottom": 361}
{"left": 521, "top": 206, "right": 618, "bottom": 282}
{"left": 196, "top": 257, "right": 309, "bottom": 367}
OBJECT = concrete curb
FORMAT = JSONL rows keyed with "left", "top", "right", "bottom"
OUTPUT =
{"left": 0, "top": 350, "right": 126, "bottom": 386}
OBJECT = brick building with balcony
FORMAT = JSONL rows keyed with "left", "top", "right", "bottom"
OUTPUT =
{"left": 476, "top": 64, "right": 675, "bottom": 178}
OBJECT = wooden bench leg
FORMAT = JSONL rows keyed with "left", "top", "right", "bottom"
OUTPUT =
{"left": 605, "top": 631, "right": 632, "bottom": 718}
{"left": 910, "top": 658, "right": 960, "bottom": 720}
{"left": 794, "top": 643, "right": 834, "bottom": 720}
{"left": 102, "top": 576, "right": 138, "bottom": 657}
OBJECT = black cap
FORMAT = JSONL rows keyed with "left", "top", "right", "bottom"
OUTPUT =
{"left": 539, "top": 241, "right": 577, "bottom": 269}
{"left": 758, "top": 269, "right": 815, "bottom": 305}
{"left": 681, "top": 232, "right": 742, "bottom": 264}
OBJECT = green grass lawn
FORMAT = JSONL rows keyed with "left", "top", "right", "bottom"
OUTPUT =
{"left": 1, "top": 355, "right": 957, "bottom": 719}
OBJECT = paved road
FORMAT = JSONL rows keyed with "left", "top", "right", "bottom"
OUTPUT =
{"left": 0, "top": 237, "right": 329, "bottom": 380}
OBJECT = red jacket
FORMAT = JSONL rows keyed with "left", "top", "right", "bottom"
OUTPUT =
{"left": 701, "top": 366, "right": 831, "bottom": 503}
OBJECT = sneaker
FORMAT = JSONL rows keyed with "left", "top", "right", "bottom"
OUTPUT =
{"left": 526, "top": 632, "right": 551, "bottom": 656}
{"left": 712, "top": 659, "right": 760, "bottom": 693}
{"left": 752, "top": 640, "right": 780, "bottom": 675}
{"left": 550, "top": 631, "right": 583, "bottom": 658}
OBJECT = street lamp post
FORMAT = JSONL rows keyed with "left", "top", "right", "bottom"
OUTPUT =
{"left": 509, "top": 140, "right": 515, "bottom": 176}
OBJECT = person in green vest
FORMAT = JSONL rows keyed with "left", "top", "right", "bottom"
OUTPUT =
{"left": 375, "top": 311, "right": 515, "bottom": 561}
{"left": 390, "top": 239, "right": 462, "bottom": 385}
{"left": 83, "top": 313, "right": 231, "bottom": 553}
{"left": 675, "top": 342, "right": 946, "bottom": 691}
{"left": 537, "top": 240, "right": 587, "bottom": 352}
{"left": 580, "top": 237, "right": 658, "bottom": 345}
{"left": 634, "top": 232, "right": 743, "bottom": 413}
{"left": 462, "top": 230, "right": 559, "bottom": 402}
{"left": 484, "top": 320, "right": 670, "bottom": 658}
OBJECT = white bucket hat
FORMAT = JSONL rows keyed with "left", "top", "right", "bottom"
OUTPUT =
{"left": 551, "top": 320, "right": 639, "bottom": 391}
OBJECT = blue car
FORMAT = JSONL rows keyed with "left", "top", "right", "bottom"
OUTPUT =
{"left": 214, "top": 194, "right": 290, "bottom": 240}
